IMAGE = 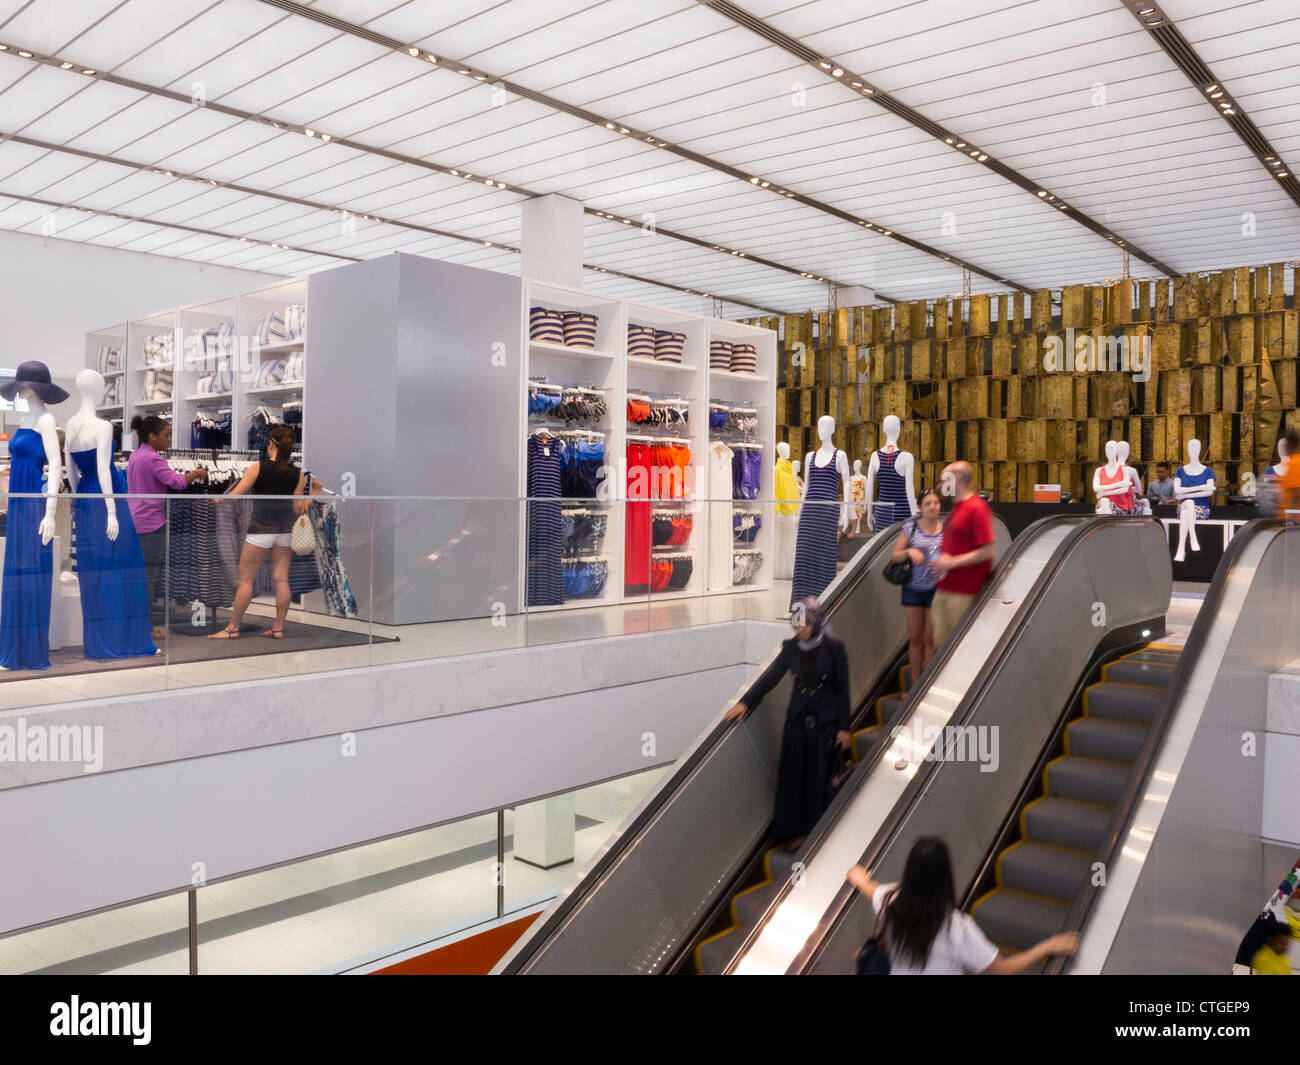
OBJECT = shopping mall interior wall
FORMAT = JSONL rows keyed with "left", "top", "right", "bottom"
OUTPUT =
{"left": 0, "top": 661, "right": 749, "bottom": 935}
{"left": 0, "top": 230, "right": 282, "bottom": 375}
{"left": 756, "top": 264, "right": 1297, "bottom": 502}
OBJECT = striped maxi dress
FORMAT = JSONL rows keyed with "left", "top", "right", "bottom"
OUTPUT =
{"left": 791, "top": 449, "right": 842, "bottom": 610}
{"left": 527, "top": 434, "right": 565, "bottom": 606}
{"left": 870, "top": 448, "right": 911, "bottom": 532}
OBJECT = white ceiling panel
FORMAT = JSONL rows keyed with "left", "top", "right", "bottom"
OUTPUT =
{"left": 215, "top": 33, "right": 390, "bottom": 115}
{"left": 53, "top": 0, "right": 219, "bottom": 72}
{"left": 112, "top": 0, "right": 287, "bottom": 88}
{"left": 0, "top": 0, "right": 130, "bottom": 55}
{"left": 0, "top": 63, "right": 94, "bottom": 129}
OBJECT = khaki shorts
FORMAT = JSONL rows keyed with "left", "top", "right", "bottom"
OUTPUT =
{"left": 931, "top": 590, "right": 976, "bottom": 648}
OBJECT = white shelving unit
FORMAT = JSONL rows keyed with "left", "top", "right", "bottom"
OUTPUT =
{"left": 124, "top": 309, "right": 178, "bottom": 438}
{"left": 84, "top": 324, "right": 127, "bottom": 434}
{"left": 176, "top": 297, "right": 237, "bottom": 452}
{"left": 520, "top": 282, "right": 776, "bottom": 613}
{"left": 238, "top": 279, "right": 307, "bottom": 462}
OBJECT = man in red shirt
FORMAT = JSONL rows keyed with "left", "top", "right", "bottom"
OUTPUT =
{"left": 930, "top": 462, "right": 996, "bottom": 647}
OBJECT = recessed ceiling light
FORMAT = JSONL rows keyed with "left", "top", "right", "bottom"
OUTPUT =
{"left": 969, "top": 149, "right": 979, "bottom": 157}
{"left": 882, "top": 230, "right": 891, "bottom": 236}
{"left": 956, "top": 142, "right": 966, "bottom": 148}
{"left": 305, "top": 129, "right": 316, "bottom": 137}
{"left": 1146, "top": 16, "right": 1164, "bottom": 24}
{"left": 851, "top": 81, "right": 862, "bottom": 88}
{"left": 945, "top": 138, "right": 954, "bottom": 145}
{"left": 60, "top": 61, "right": 73, "bottom": 69}
{"left": 458, "top": 68, "right": 470, "bottom": 74}
{"left": 320, "top": 133, "right": 332, "bottom": 142}
{"left": 498, "top": 183, "right": 507, "bottom": 191}
{"left": 1139, "top": 6, "right": 1155, "bottom": 14}
{"left": 1280, "top": 172, "right": 1290, "bottom": 178}
{"left": 862, "top": 87, "right": 874, "bottom": 94}
{"left": 0, "top": 45, "right": 7, "bottom": 51}
{"left": 1037, "top": 190, "right": 1047, "bottom": 197}
{"left": 407, "top": 46, "right": 419, "bottom": 56}
{"left": 17, "top": 50, "right": 32, "bottom": 58}
{"left": 1225, "top": 108, "right": 1236, "bottom": 115}
{"left": 750, "top": 177, "right": 760, "bottom": 184}
{"left": 1209, "top": 90, "right": 1224, "bottom": 98}
{"left": 760, "top": 180, "right": 769, "bottom": 187}
{"left": 426, "top": 54, "right": 438, "bottom": 63}
{"left": 818, "top": 61, "right": 831, "bottom": 69}
{"left": 605, "top": 122, "right": 615, "bottom": 130}
{"left": 831, "top": 68, "right": 844, "bottom": 77}
{"left": 483, "top": 240, "right": 492, "bottom": 247}
{"left": 619, "top": 127, "right": 629, "bottom": 134}
{"left": 474, "top": 74, "right": 487, "bottom": 81}
{"left": 485, "top": 178, "right": 494, "bottom": 186}
{"left": 978, "top": 154, "right": 988, "bottom": 161}
{"left": 1206, "top": 84, "right": 1218, "bottom": 92}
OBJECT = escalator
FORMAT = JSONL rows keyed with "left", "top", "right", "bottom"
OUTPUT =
{"left": 750, "top": 517, "right": 1296, "bottom": 975}
{"left": 968, "top": 641, "right": 1182, "bottom": 954}
{"left": 497, "top": 514, "right": 1010, "bottom": 974}
{"left": 729, "top": 514, "right": 1174, "bottom": 975}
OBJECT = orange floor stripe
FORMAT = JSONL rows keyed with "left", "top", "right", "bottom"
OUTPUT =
{"left": 373, "top": 913, "right": 540, "bottom": 975}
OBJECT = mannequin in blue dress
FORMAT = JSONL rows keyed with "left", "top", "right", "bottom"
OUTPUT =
{"left": 64, "top": 369, "right": 157, "bottom": 659}
{"left": 1174, "top": 438, "right": 1215, "bottom": 563}
{"left": 0, "top": 361, "right": 67, "bottom": 671}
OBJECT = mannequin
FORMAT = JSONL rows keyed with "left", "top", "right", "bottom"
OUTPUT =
{"left": 865, "top": 415, "right": 918, "bottom": 532}
{"left": 1267, "top": 434, "right": 1289, "bottom": 478}
{"left": 848, "top": 459, "right": 868, "bottom": 538}
{"left": 790, "top": 416, "right": 851, "bottom": 609}
{"left": 774, "top": 441, "right": 799, "bottom": 580}
{"left": 1116, "top": 441, "right": 1152, "bottom": 515}
{"left": 1173, "top": 439, "right": 1215, "bottom": 562}
{"left": 1258, "top": 434, "right": 1290, "bottom": 515}
{"left": 792, "top": 459, "right": 803, "bottom": 495}
{"left": 65, "top": 369, "right": 157, "bottom": 659}
{"left": 1093, "top": 441, "right": 1136, "bottom": 515}
{"left": 0, "top": 361, "right": 66, "bottom": 671}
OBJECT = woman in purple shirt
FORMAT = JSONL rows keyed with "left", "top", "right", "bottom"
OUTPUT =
{"left": 125, "top": 415, "right": 207, "bottom": 639}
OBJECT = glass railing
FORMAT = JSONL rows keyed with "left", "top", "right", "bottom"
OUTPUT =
{"left": 0, "top": 764, "right": 668, "bottom": 974}
{"left": 0, "top": 491, "right": 857, "bottom": 708}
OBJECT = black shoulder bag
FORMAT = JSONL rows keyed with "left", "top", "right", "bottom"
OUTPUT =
{"left": 882, "top": 519, "right": 917, "bottom": 586}
{"left": 855, "top": 903, "right": 891, "bottom": 975}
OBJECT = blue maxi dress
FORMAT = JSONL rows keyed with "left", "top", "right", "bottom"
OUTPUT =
{"left": 0, "top": 428, "right": 54, "bottom": 670}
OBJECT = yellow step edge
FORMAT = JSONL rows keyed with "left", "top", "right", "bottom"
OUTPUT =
{"left": 693, "top": 924, "right": 739, "bottom": 974}
{"left": 994, "top": 839, "right": 1027, "bottom": 888}
{"left": 988, "top": 886, "right": 1072, "bottom": 909}
{"left": 728, "top": 878, "right": 773, "bottom": 928}
{"left": 969, "top": 886, "right": 1000, "bottom": 915}
{"left": 1146, "top": 642, "right": 1182, "bottom": 651}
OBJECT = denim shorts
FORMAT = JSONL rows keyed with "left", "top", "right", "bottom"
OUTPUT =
{"left": 901, "top": 585, "right": 936, "bottom": 608}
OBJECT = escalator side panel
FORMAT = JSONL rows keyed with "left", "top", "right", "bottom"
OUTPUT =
{"left": 791, "top": 519, "right": 1172, "bottom": 974}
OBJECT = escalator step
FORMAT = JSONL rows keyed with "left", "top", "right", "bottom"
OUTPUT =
{"left": 999, "top": 842, "right": 1093, "bottom": 902}
{"left": 877, "top": 694, "right": 905, "bottom": 727}
{"left": 1067, "top": 715, "right": 1149, "bottom": 762}
{"left": 763, "top": 846, "right": 798, "bottom": 885}
{"left": 1024, "top": 797, "right": 1114, "bottom": 852}
{"left": 972, "top": 891, "right": 1069, "bottom": 954}
{"left": 1102, "top": 659, "right": 1174, "bottom": 688}
{"left": 1084, "top": 682, "right": 1164, "bottom": 724}
{"left": 733, "top": 879, "right": 781, "bottom": 928}
{"left": 1127, "top": 649, "right": 1182, "bottom": 663}
{"left": 1046, "top": 756, "right": 1132, "bottom": 805}
{"left": 695, "top": 927, "right": 742, "bottom": 975}
{"left": 899, "top": 664, "right": 911, "bottom": 691}
{"left": 853, "top": 725, "right": 882, "bottom": 762}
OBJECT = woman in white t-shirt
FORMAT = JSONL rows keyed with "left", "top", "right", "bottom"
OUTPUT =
{"left": 847, "top": 838, "right": 1078, "bottom": 974}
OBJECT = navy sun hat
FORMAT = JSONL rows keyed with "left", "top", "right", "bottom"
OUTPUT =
{"left": 0, "top": 361, "right": 70, "bottom": 404}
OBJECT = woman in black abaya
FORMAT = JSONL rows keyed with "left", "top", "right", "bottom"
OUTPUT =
{"left": 723, "top": 597, "right": 851, "bottom": 847}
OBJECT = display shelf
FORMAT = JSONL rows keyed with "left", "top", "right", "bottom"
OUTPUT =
{"left": 136, "top": 398, "right": 173, "bottom": 409}
{"left": 135, "top": 363, "right": 174, "bottom": 372}
{"left": 247, "top": 384, "right": 305, "bottom": 397}
{"left": 626, "top": 355, "right": 696, "bottom": 376}
{"left": 528, "top": 339, "right": 617, "bottom": 363}
{"left": 255, "top": 339, "right": 305, "bottom": 356}
{"left": 239, "top": 279, "right": 307, "bottom": 462}
{"left": 96, "top": 404, "right": 123, "bottom": 413}
{"left": 184, "top": 392, "right": 233, "bottom": 402}
{"left": 709, "top": 368, "right": 770, "bottom": 384}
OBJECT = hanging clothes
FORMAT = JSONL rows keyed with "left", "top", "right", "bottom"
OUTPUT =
{"left": 625, "top": 442, "right": 653, "bottom": 590}
{"left": 791, "top": 449, "right": 842, "bottom": 610}
{"left": 0, "top": 428, "right": 53, "bottom": 670}
{"left": 309, "top": 500, "right": 359, "bottom": 618}
{"left": 527, "top": 433, "right": 564, "bottom": 606}
{"left": 775, "top": 456, "right": 800, "bottom": 581}
{"left": 707, "top": 442, "right": 734, "bottom": 592}
{"left": 871, "top": 447, "right": 910, "bottom": 531}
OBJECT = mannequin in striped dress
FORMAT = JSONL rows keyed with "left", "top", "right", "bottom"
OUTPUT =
{"left": 791, "top": 416, "right": 850, "bottom": 610}
{"left": 866, "top": 415, "right": 918, "bottom": 532}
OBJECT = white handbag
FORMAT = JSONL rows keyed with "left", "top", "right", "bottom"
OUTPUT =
{"left": 291, "top": 471, "right": 315, "bottom": 555}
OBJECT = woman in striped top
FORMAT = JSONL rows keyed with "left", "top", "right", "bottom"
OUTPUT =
{"left": 891, "top": 488, "right": 944, "bottom": 683}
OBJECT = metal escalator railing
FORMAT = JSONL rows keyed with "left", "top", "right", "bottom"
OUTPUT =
{"left": 1044, "top": 517, "right": 1285, "bottom": 974}
{"left": 498, "top": 518, "right": 918, "bottom": 974}
{"left": 732, "top": 515, "right": 1170, "bottom": 974}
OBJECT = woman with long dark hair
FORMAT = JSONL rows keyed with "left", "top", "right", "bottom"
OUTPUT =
{"left": 723, "top": 596, "right": 851, "bottom": 848}
{"left": 890, "top": 486, "right": 943, "bottom": 682}
{"left": 847, "top": 838, "right": 1078, "bottom": 974}
{"left": 207, "top": 426, "right": 317, "bottom": 640}
{"left": 125, "top": 414, "right": 208, "bottom": 640}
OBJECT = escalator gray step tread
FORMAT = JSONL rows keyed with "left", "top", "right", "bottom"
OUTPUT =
{"left": 695, "top": 927, "right": 742, "bottom": 975}
{"left": 972, "top": 891, "right": 1069, "bottom": 954}
{"left": 733, "top": 879, "right": 782, "bottom": 928}
{"left": 1086, "top": 682, "right": 1164, "bottom": 723}
{"left": 1025, "top": 797, "right": 1114, "bottom": 852}
{"left": 1127, "top": 649, "right": 1182, "bottom": 662}
{"left": 1067, "top": 715, "right": 1149, "bottom": 762}
{"left": 999, "top": 842, "right": 1093, "bottom": 902}
{"left": 1102, "top": 659, "right": 1175, "bottom": 688}
{"left": 852, "top": 726, "right": 882, "bottom": 762}
{"left": 877, "top": 694, "right": 905, "bottom": 725}
{"left": 1047, "top": 756, "right": 1133, "bottom": 805}
{"left": 763, "top": 847, "right": 798, "bottom": 883}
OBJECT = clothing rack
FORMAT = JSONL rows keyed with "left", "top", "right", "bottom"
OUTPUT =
{"left": 627, "top": 433, "right": 690, "bottom": 444}
{"left": 709, "top": 400, "right": 757, "bottom": 413}
{"left": 166, "top": 448, "right": 258, "bottom": 461}
{"left": 565, "top": 553, "right": 608, "bottom": 563}
{"left": 561, "top": 504, "right": 608, "bottom": 513}
{"left": 652, "top": 549, "right": 693, "bottom": 558}
{"left": 628, "top": 390, "right": 686, "bottom": 403}
{"left": 730, "top": 442, "right": 763, "bottom": 450}
{"left": 530, "top": 426, "right": 605, "bottom": 438}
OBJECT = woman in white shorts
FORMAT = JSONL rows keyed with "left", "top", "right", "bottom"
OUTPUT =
{"left": 208, "top": 426, "right": 317, "bottom": 640}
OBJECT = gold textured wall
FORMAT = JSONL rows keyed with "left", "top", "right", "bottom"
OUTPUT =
{"left": 746, "top": 264, "right": 1298, "bottom": 502}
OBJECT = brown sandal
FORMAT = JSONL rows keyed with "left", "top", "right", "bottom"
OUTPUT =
{"left": 206, "top": 627, "right": 241, "bottom": 640}
{"left": 260, "top": 627, "right": 284, "bottom": 639}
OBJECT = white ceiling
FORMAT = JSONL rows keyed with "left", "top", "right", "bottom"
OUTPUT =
{"left": 0, "top": 0, "right": 1295, "bottom": 315}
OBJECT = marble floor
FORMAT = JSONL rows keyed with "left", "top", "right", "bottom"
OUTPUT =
{"left": 0, "top": 766, "right": 668, "bottom": 975}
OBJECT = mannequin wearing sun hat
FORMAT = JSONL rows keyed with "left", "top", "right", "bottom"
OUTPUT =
{"left": 0, "top": 361, "right": 68, "bottom": 670}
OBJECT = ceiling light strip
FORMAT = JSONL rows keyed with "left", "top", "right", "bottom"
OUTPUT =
{"left": 1122, "top": 3, "right": 1300, "bottom": 209}
{"left": 0, "top": 189, "right": 360, "bottom": 262}
{"left": 699, "top": 0, "right": 1180, "bottom": 278}
{"left": 0, "top": 43, "right": 848, "bottom": 310}
{"left": 252, "top": 0, "right": 1017, "bottom": 293}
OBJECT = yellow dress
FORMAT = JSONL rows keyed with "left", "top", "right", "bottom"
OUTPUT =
{"left": 775, "top": 458, "right": 799, "bottom": 516}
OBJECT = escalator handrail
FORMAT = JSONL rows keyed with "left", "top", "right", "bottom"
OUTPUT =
{"left": 1044, "top": 516, "right": 1286, "bottom": 974}
{"left": 781, "top": 514, "right": 1162, "bottom": 973}
{"left": 499, "top": 520, "right": 906, "bottom": 973}
{"left": 724, "top": 512, "right": 1109, "bottom": 972}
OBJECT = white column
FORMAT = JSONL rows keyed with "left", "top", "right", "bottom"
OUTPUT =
{"left": 513, "top": 794, "right": 576, "bottom": 869}
{"left": 521, "top": 194, "right": 584, "bottom": 288}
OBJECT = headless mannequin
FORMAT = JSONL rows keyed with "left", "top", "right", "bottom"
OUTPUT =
{"left": 774, "top": 441, "right": 797, "bottom": 580}
{"left": 1093, "top": 441, "right": 1126, "bottom": 514}
{"left": 777, "top": 441, "right": 790, "bottom": 463}
{"left": 64, "top": 370, "right": 119, "bottom": 542}
{"left": 1173, "top": 438, "right": 1214, "bottom": 562}
{"left": 865, "top": 414, "right": 918, "bottom": 531}
{"left": 1117, "top": 441, "right": 1151, "bottom": 516}
{"left": 792, "top": 459, "right": 803, "bottom": 493}
{"left": 848, "top": 458, "right": 868, "bottom": 537}
{"left": 800, "top": 415, "right": 852, "bottom": 533}
{"left": 1271, "top": 436, "right": 1290, "bottom": 477}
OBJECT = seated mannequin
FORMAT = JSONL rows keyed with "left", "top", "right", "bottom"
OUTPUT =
{"left": 1173, "top": 439, "right": 1215, "bottom": 562}
{"left": 1117, "top": 441, "right": 1152, "bottom": 516}
{"left": 1093, "top": 441, "right": 1142, "bottom": 516}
